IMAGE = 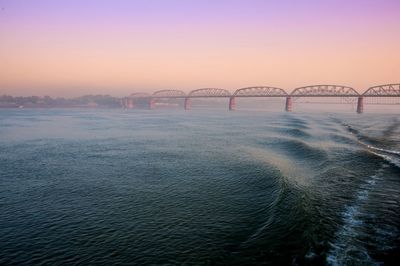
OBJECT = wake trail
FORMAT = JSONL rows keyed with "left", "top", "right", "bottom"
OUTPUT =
{"left": 342, "top": 122, "right": 400, "bottom": 168}
{"left": 326, "top": 167, "right": 384, "bottom": 266}
{"left": 326, "top": 120, "right": 400, "bottom": 264}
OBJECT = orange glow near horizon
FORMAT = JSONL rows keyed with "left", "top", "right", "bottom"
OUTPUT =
{"left": 0, "top": 0, "right": 399, "bottom": 97}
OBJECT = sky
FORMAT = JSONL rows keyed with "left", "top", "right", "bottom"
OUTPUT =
{"left": 0, "top": 0, "right": 399, "bottom": 97}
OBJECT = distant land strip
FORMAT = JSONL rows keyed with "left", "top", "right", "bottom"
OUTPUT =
{"left": 1, "top": 84, "right": 399, "bottom": 109}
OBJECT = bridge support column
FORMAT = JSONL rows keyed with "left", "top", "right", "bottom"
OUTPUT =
{"left": 229, "top": 96, "right": 236, "bottom": 111}
{"left": 285, "top": 96, "right": 293, "bottom": 112}
{"left": 356, "top": 96, "right": 364, "bottom": 114}
{"left": 127, "top": 98, "right": 134, "bottom": 109}
{"left": 184, "top": 97, "right": 191, "bottom": 110}
{"left": 148, "top": 98, "right": 155, "bottom": 109}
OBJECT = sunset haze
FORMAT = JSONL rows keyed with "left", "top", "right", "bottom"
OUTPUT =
{"left": 1, "top": 0, "right": 399, "bottom": 97}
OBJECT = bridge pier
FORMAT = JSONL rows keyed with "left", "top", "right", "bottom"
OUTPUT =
{"left": 148, "top": 98, "right": 155, "bottom": 109}
{"left": 127, "top": 98, "right": 134, "bottom": 109}
{"left": 229, "top": 97, "right": 236, "bottom": 111}
{"left": 356, "top": 96, "right": 364, "bottom": 114}
{"left": 285, "top": 96, "right": 293, "bottom": 112}
{"left": 184, "top": 97, "right": 191, "bottom": 110}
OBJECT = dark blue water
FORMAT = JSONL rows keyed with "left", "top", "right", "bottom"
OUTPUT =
{"left": 0, "top": 109, "right": 399, "bottom": 265}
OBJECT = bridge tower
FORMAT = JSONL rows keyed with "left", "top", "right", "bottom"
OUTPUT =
{"left": 229, "top": 96, "right": 236, "bottom": 111}
{"left": 184, "top": 97, "right": 191, "bottom": 110}
{"left": 356, "top": 97, "right": 364, "bottom": 114}
{"left": 285, "top": 96, "right": 293, "bottom": 112}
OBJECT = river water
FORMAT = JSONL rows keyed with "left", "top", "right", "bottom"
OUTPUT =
{"left": 0, "top": 108, "right": 399, "bottom": 265}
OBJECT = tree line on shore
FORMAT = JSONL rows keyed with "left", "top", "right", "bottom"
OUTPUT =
{"left": 0, "top": 95, "right": 122, "bottom": 108}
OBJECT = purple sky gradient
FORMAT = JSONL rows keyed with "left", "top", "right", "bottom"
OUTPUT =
{"left": 1, "top": 0, "right": 399, "bottom": 96}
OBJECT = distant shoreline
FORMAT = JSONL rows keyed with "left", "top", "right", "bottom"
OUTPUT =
{"left": 0, "top": 105, "right": 121, "bottom": 109}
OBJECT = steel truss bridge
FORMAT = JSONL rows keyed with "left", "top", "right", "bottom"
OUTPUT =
{"left": 121, "top": 84, "right": 400, "bottom": 113}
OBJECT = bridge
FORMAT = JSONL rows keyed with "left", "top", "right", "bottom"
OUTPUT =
{"left": 121, "top": 84, "right": 400, "bottom": 113}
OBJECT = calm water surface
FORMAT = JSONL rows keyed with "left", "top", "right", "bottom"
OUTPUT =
{"left": 0, "top": 108, "right": 399, "bottom": 265}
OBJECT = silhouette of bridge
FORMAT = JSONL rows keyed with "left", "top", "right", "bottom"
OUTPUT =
{"left": 121, "top": 84, "right": 400, "bottom": 113}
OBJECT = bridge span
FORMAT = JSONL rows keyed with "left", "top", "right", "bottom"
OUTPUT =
{"left": 121, "top": 84, "right": 400, "bottom": 113}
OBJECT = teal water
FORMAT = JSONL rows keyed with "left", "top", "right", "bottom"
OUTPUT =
{"left": 0, "top": 109, "right": 399, "bottom": 265}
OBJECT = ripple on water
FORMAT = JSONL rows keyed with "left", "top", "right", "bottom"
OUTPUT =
{"left": 0, "top": 110, "right": 399, "bottom": 265}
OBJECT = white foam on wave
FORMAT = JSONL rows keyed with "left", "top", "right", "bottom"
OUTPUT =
{"left": 326, "top": 169, "right": 384, "bottom": 266}
{"left": 343, "top": 122, "right": 400, "bottom": 157}
{"left": 355, "top": 139, "right": 400, "bottom": 168}
{"left": 368, "top": 150, "right": 400, "bottom": 169}
{"left": 328, "top": 121, "right": 399, "bottom": 264}
{"left": 365, "top": 144, "right": 400, "bottom": 156}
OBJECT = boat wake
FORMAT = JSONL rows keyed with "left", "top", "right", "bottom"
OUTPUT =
{"left": 343, "top": 123, "right": 400, "bottom": 168}
{"left": 326, "top": 168, "right": 383, "bottom": 265}
{"left": 326, "top": 121, "right": 400, "bottom": 264}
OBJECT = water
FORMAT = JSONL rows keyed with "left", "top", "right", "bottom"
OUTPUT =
{"left": 0, "top": 108, "right": 399, "bottom": 265}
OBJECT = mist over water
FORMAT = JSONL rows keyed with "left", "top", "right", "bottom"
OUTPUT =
{"left": 0, "top": 108, "right": 399, "bottom": 265}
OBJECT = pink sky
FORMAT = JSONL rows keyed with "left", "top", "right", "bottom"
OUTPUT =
{"left": 0, "top": 0, "right": 399, "bottom": 97}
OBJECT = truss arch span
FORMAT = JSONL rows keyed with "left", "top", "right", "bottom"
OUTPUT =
{"left": 188, "top": 88, "right": 231, "bottom": 97}
{"left": 363, "top": 84, "right": 400, "bottom": 97}
{"left": 152, "top": 90, "right": 186, "bottom": 98}
{"left": 290, "top": 85, "right": 359, "bottom": 97}
{"left": 130, "top": 92, "right": 151, "bottom": 98}
{"left": 233, "top": 86, "right": 288, "bottom": 97}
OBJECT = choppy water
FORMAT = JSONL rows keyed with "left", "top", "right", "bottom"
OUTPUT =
{"left": 0, "top": 108, "right": 399, "bottom": 265}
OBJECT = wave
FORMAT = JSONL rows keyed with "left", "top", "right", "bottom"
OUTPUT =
{"left": 326, "top": 120, "right": 400, "bottom": 265}
{"left": 240, "top": 178, "right": 290, "bottom": 245}
{"left": 326, "top": 168, "right": 384, "bottom": 265}
{"left": 364, "top": 144, "right": 400, "bottom": 156}
{"left": 342, "top": 123, "right": 383, "bottom": 145}
{"left": 342, "top": 123, "right": 400, "bottom": 168}
{"left": 327, "top": 133, "right": 355, "bottom": 146}
{"left": 270, "top": 139, "right": 328, "bottom": 162}
{"left": 357, "top": 141, "right": 400, "bottom": 169}
{"left": 367, "top": 150, "right": 400, "bottom": 169}
{"left": 273, "top": 127, "right": 311, "bottom": 139}
{"left": 283, "top": 116, "right": 310, "bottom": 130}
